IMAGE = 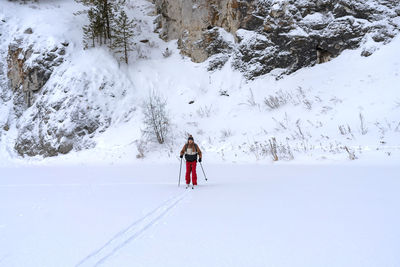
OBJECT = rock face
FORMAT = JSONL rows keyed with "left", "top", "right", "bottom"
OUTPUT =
{"left": 14, "top": 86, "right": 109, "bottom": 157}
{"left": 7, "top": 41, "right": 65, "bottom": 116}
{"left": 11, "top": 65, "right": 119, "bottom": 157}
{"left": 154, "top": 0, "right": 243, "bottom": 62}
{"left": 154, "top": 0, "right": 400, "bottom": 78}
{"left": 2, "top": 28, "right": 131, "bottom": 158}
{"left": 4, "top": 39, "right": 115, "bottom": 157}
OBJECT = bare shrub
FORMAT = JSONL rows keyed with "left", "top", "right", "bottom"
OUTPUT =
{"left": 264, "top": 90, "right": 290, "bottom": 110}
{"left": 264, "top": 87, "right": 314, "bottom": 110}
{"left": 395, "top": 121, "right": 400, "bottom": 132}
{"left": 142, "top": 90, "right": 170, "bottom": 144}
{"left": 359, "top": 113, "right": 368, "bottom": 135}
{"left": 374, "top": 121, "right": 386, "bottom": 136}
{"left": 291, "top": 87, "right": 313, "bottom": 110}
{"left": 314, "top": 96, "right": 323, "bottom": 103}
{"left": 136, "top": 139, "right": 147, "bottom": 158}
{"left": 221, "top": 129, "right": 233, "bottom": 140}
{"left": 249, "top": 141, "right": 263, "bottom": 160}
{"left": 296, "top": 119, "right": 305, "bottom": 140}
{"left": 136, "top": 45, "right": 149, "bottom": 59}
{"left": 249, "top": 137, "right": 293, "bottom": 161}
{"left": 303, "top": 99, "right": 312, "bottom": 110}
{"left": 296, "top": 86, "right": 306, "bottom": 98}
{"left": 278, "top": 142, "right": 294, "bottom": 160}
{"left": 269, "top": 137, "right": 278, "bottom": 161}
{"left": 196, "top": 105, "right": 213, "bottom": 118}
{"left": 246, "top": 88, "right": 257, "bottom": 106}
{"left": 272, "top": 116, "right": 288, "bottom": 131}
{"left": 330, "top": 97, "right": 343, "bottom": 105}
{"left": 321, "top": 106, "right": 333, "bottom": 114}
{"left": 219, "top": 90, "right": 229, "bottom": 96}
{"left": 338, "top": 124, "right": 352, "bottom": 135}
{"left": 344, "top": 146, "right": 357, "bottom": 160}
{"left": 162, "top": 47, "right": 172, "bottom": 58}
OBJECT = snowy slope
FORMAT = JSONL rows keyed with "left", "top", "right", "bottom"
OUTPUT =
{"left": 0, "top": 0, "right": 399, "bottom": 165}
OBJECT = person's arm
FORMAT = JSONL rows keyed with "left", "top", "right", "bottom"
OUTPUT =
{"left": 180, "top": 144, "right": 186, "bottom": 157}
{"left": 196, "top": 144, "right": 202, "bottom": 160}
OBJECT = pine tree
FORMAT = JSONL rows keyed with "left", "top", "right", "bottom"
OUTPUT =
{"left": 82, "top": 8, "right": 98, "bottom": 48}
{"left": 112, "top": 10, "right": 135, "bottom": 64}
{"left": 75, "top": 0, "right": 124, "bottom": 47}
{"left": 75, "top": 0, "right": 135, "bottom": 63}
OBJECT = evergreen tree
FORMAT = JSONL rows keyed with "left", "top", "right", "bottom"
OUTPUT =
{"left": 82, "top": 8, "right": 99, "bottom": 48}
{"left": 75, "top": 0, "right": 135, "bottom": 64}
{"left": 112, "top": 10, "right": 135, "bottom": 64}
{"left": 75, "top": 0, "right": 124, "bottom": 47}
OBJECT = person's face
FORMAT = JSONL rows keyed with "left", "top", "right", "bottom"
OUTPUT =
{"left": 188, "top": 139, "right": 194, "bottom": 144}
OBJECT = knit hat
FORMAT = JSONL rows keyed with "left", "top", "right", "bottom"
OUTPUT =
{"left": 188, "top": 135, "right": 194, "bottom": 141}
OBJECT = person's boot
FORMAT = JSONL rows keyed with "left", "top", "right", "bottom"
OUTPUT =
{"left": 186, "top": 184, "right": 190, "bottom": 189}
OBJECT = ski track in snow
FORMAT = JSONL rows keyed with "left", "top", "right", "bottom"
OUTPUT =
{"left": 75, "top": 190, "right": 189, "bottom": 267}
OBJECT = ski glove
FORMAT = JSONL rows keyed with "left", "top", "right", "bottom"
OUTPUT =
{"left": 199, "top": 158, "right": 202, "bottom": 162}
{"left": 180, "top": 155, "right": 183, "bottom": 158}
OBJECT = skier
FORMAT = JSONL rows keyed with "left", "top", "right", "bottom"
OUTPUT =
{"left": 180, "top": 135, "right": 202, "bottom": 189}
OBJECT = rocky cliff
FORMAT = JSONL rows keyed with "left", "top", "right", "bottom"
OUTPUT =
{"left": 0, "top": 22, "right": 133, "bottom": 158}
{"left": 154, "top": 0, "right": 400, "bottom": 78}
{"left": 7, "top": 38, "right": 66, "bottom": 117}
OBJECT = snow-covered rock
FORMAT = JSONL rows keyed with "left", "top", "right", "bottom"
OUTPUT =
{"left": 7, "top": 40, "right": 66, "bottom": 116}
{"left": 154, "top": 0, "right": 400, "bottom": 79}
{"left": 154, "top": 0, "right": 238, "bottom": 62}
{"left": 0, "top": 1, "right": 137, "bottom": 157}
{"left": 13, "top": 48, "right": 136, "bottom": 157}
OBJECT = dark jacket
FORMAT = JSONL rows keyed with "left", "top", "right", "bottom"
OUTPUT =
{"left": 180, "top": 143, "right": 202, "bottom": 162}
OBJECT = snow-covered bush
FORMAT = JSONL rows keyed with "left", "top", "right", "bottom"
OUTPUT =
{"left": 264, "top": 91, "right": 290, "bottom": 110}
{"left": 248, "top": 137, "right": 294, "bottom": 161}
{"left": 142, "top": 90, "right": 170, "bottom": 144}
{"left": 359, "top": 113, "right": 368, "bottom": 135}
{"left": 135, "top": 139, "right": 147, "bottom": 158}
{"left": 338, "top": 124, "right": 353, "bottom": 137}
{"left": 196, "top": 105, "right": 212, "bottom": 118}
{"left": 344, "top": 146, "right": 357, "bottom": 160}
{"left": 220, "top": 129, "right": 233, "bottom": 141}
{"left": 246, "top": 88, "right": 257, "bottom": 107}
{"left": 162, "top": 48, "right": 172, "bottom": 58}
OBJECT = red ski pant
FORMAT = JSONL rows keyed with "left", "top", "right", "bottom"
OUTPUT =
{"left": 185, "top": 161, "right": 197, "bottom": 185}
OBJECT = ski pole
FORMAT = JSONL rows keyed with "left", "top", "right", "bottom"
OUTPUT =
{"left": 178, "top": 157, "right": 183, "bottom": 187}
{"left": 199, "top": 162, "right": 208, "bottom": 181}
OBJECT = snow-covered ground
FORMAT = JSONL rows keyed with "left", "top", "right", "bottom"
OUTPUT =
{"left": 1, "top": 1, "right": 400, "bottom": 266}
{"left": 1, "top": 164, "right": 399, "bottom": 267}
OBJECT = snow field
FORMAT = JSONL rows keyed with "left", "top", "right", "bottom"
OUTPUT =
{"left": 1, "top": 164, "right": 399, "bottom": 267}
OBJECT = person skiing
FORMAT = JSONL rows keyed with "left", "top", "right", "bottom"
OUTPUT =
{"left": 180, "top": 135, "right": 202, "bottom": 189}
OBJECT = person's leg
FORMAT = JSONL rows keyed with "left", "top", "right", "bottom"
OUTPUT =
{"left": 185, "top": 161, "right": 191, "bottom": 185}
{"left": 192, "top": 162, "right": 198, "bottom": 186}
